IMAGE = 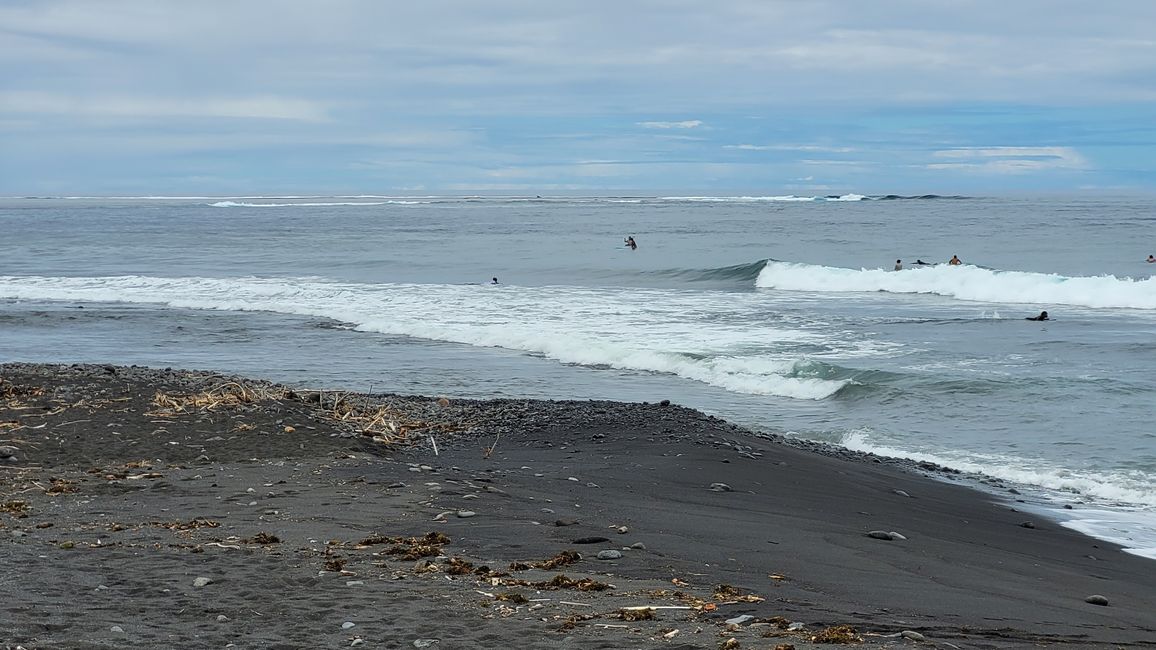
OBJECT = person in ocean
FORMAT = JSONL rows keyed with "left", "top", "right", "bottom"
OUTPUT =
{"left": 894, "top": 259, "right": 903, "bottom": 271}
{"left": 1148, "top": 254, "right": 1155, "bottom": 263}
{"left": 1026, "top": 310, "right": 1049, "bottom": 321}
{"left": 914, "top": 259, "right": 930, "bottom": 266}
{"left": 490, "top": 277, "right": 499, "bottom": 285}
{"left": 625, "top": 236, "right": 637, "bottom": 250}
{"left": 948, "top": 255, "right": 962, "bottom": 265}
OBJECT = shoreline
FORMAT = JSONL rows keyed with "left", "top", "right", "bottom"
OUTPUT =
{"left": 2, "top": 362, "right": 1154, "bottom": 648}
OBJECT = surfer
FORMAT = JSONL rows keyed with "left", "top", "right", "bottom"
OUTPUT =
{"left": 490, "top": 277, "right": 499, "bottom": 285}
{"left": 894, "top": 259, "right": 903, "bottom": 271}
{"left": 948, "top": 255, "right": 962, "bottom": 266}
{"left": 625, "top": 236, "right": 637, "bottom": 250}
{"left": 1026, "top": 310, "right": 1049, "bottom": 321}
{"left": 914, "top": 259, "right": 930, "bottom": 266}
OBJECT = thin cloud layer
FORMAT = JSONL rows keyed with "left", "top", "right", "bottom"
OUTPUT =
{"left": 1, "top": 0, "right": 1153, "bottom": 193}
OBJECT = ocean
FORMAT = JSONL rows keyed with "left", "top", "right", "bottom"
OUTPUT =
{"left": 2, "top": 194, "right": 1154, "bottom": 557}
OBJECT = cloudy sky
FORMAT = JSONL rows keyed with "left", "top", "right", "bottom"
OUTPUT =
{"left": 2, "top": 0, "right": 1154, "bottom": 195}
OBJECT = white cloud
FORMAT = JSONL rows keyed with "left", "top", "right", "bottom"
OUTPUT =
{"left": 929, "top": 146, "right": 1088, "bottom": 173}
{"left": 724, "top": 143, "right": 855, "bottom": 153}
{"left": 0, "top": 91, "right": 329, "bottom": 121}
{"left": 638, "top": 120, "right": 703, "bottom": 129}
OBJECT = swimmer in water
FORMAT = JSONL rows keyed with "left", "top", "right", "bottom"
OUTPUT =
{"left": 1026, "top": 310, "right": 1049, "bottom": 321}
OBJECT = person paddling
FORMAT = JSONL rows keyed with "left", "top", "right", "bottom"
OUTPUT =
{"left": 1026, "top": 310, "right": 1049, "bottom": 321}
{"left": 948, "top": 255, "right": 962, "bottom": 266}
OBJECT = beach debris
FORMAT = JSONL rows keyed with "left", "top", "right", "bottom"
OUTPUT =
{"left": 1, "top": 500, "right": 30, "bottom": 518}
{"left": 772, "top": 645, "right": 795, "bottom": 650}
{"left": 241, "top": 532, "right": 280, "bottom": 545}
{"left": 192, "top": 577, "right": 213, "bottom": 587}
{"left": 596, "top": 550, "right": 623, "bottom": 560}
{"left": 494, "top": 591, "right": 528, "bottom": 604}
{"left": 1085, "top": 594, "right": 1110, "bottom": 606}
{"left": 720, "top": 638, "right": 740, "bottom": 649}
{"left": 617, "top": 607, "right": 656, "bottom": 621}
{"left": 708, "top": 482, "right": 733, "bottom": 492}
{"left": 892, "top": 489, "right": 913, "bottom": 498}
{"left": 810, "top": 624, "right": 860, "bottom": 643}
{"left": 725, "top": 615, "right": 755, "bottom": 625}
{"left": 613, "top": 525, "right": 629, "bottom": 534}
{"left": 151, "top": 517, "right": 220, "bottom": 531}
{"left": 713, "top": 584, "right": 764, "bottom": 603}
{"left": 412, "top": 640, "right": 440, "bottom": 648}
{"left": 509, "top": 550, "right": 581, "bottom": 571}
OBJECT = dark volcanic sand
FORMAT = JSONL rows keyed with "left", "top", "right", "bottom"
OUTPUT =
{"left": 1, "top": 363, "right": 1153, "bottom": 649}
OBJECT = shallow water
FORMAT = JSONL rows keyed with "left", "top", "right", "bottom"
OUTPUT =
{"left": 2, "top": 193, "right": 1154, "bottom": 555}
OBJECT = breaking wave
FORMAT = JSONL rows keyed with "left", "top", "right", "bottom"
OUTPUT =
{"left": 755, "top": 261, "right": 1156, "bottom": 310}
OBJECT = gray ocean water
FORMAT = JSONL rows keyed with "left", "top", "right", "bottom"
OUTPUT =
{"left": 2, "top": 194, "right": 1154, "bottom": 556}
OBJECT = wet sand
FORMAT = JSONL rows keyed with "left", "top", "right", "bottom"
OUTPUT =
{"left": 1, "top": 363, "right": 1153, "bottom": 649}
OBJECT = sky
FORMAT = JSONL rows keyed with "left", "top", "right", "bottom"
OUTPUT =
{"left": 2, "top": 0, "right": 1155, "bottom": 195}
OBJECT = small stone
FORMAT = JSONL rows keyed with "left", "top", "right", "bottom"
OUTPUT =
{"left": 216, "top": 614, "right": 229, "bottom": 622}
{"left": 413, "top": 640, "right": 440, "bottom": 648}
{"left": 901, "top": 630, "right": 926, "bottom": 641}
{"left": 615, "top": 526, "right": 628, "bottom": 534}
{"left": 708, "top": 482, "right": 733, "bottom": 492}
{"left": 58, "top": 541, "right": 75, "bottom": 549}
{"left": 346, "top": 580, "right": 365, "bottom": 586}
{"left": 1085, "top": 594, "right": 1109, "bottom": 606}
{"left": 554, "top": 518, "right": 578, "bottom": 526}
{"left": 892, "top": 489, "right": 911, "bottom": 498}
{"left": 408, "top": 467, "right": 423, "bottom": 473}
{"left": 0, "top": 445, "right": 19, "bottom": 458}
{"left": 351, "top": 640, "right": 365, "bottom": 647}
{"left": 192, "top": 577, "right": 213, "bottom": 587}
{"left": 596, "top": 550, "right": 623, "bottom": 560}
{"left": 456, "top": 510, "right": 476, "bottom": 518}
{"left": 629, "top": 542, "right": 646, "bottom": 550}
{"left": 888, "top": 531, "right": 907, "bottom": 540}
{"left": 787, "top": 622, "right": 805, "bottom": 631}
{"left": 1020, "top": 521, "right": 1036, "bottom": 529}
{"left": 462, "top": 494, "right": 479, "bottom": 500}
{"left": 110, "top": 625, "right": 125, "bottom": 633}
{"left": 567, "top": 477, "right": 579, "bottom": 482}
{"left": 865, "top": 530, "right": 895, "bottom": 540}
{"left": 342, "top": 621, "right": 356, "bottom": 629}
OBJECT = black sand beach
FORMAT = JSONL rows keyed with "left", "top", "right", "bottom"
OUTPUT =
{"left": 1, "top": 363, "right": 1153, "bottom": 649}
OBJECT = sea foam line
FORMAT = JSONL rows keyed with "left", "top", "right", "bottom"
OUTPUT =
{"left": 0, "top": 274, "right": 851, "bottom": 401}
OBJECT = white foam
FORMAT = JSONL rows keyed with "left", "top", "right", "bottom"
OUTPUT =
{"left": 755, "top": 261, "right": 1156, "bottom": 310}
{"left": 1059, "top": 510, "right": 1156, "bottom": 560}
{"left": 661, "top": 194, "right": 866, "bottom": 203}
{"left": 208, "top": 201, "right": 392, "bottom": 207}
{"left": 0, "top": 274, "right": 853, "bottom": 400}
{"left": 841, "top": 429, "right": 1156, "bottom": 509}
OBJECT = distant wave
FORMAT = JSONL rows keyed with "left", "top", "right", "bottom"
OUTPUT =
{"left": 661, "top": 193, "right": 966, "bottom": 201}
{"left": 0, "top": 274, "right": 852, "bottom": 401}
{"left": 755, "top": 261, "right": 1156, "bottom": 310}
{"left": 207, "top": 200, "right": 420, "bottom": 207}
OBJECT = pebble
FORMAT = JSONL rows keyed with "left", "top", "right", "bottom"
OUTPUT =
{"left": 408, "top": 467, "right": 423, "bottom": 473}
{"left": 1085, "top": 594, "right": 1109, "bottom": 606}
{"left": 901, "top": 630, "right": 926, "bottom": 641}
{"left": 554, "top": 518, "right": 578, "bottom": 526}
{"left": 413, "top": 640, "right": 440, "bottom": 648}
{"left": 192, "top": 577, "right": 213, "bottom": 587}
{"left": 865, "top": 530, "right": 899, "bottom": 541}
{"left": 1020, "top": 521, "right": 1036, "bottom": 529}
{"left": 346, "top": 580, "right": 365, "bottom": 586}
{"left": 342, "top": 621, "right": 356, "bottom": 629}
{"left": 351, "top": 640, "right": 364, "bottom": 647}
{"left": 0, "top": 445, "right": 19, "bottom": 459}
{"left": 596, "top": 550, "right": 623, "bottom": 560}
{"left": 708, "top": 482, "right": 733, "bottom": 492}
{"left": 629, "top": 542, "right": 646, "bottom": 550}
{"left": 462, "top": 494, "right": 478, "bottom": 500}
{"left": 615, "top": 526, "right": 628, "bottom": 534}
{"left": 217, "top": 614, "right": 229, "bottom": 622}
{"left": 456, "top": 510, "right": 476, "bottom": 518}
{"left": 110, "top": 625, "right": 125, "bottom": 633}
{"left": 787, "top": 622, "right": 806, "bottom": 631}
{"left": 892, "top": 489, "right": 912, "bottom": 498}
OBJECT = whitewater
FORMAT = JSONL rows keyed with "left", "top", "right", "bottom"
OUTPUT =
{"left": 1, "top": 193, "right": 1154, "bottom": 556}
